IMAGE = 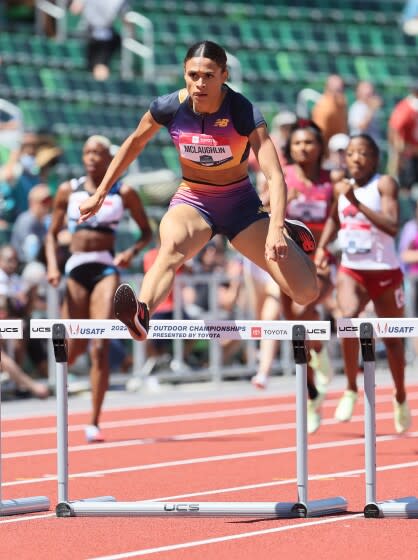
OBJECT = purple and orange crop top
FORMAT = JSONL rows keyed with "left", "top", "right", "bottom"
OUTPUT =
{"left": 149, "top": 85, "right": 266, "bottom": 188}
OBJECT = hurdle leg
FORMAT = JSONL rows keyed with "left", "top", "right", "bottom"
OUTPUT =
{"left": 360, "top": 322, "right": 418, "bottom": 518}
{"left": 292, "top": 326, "right": 348, "bottom": 517}
{"left": 0, "top": 340, "right": 50, "bottom": 515}
{"left": 52, "top": 324, "right": 115, "bottom": 517}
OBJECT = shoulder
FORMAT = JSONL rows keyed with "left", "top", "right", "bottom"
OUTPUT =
{"left": 149, "top": 89, "right": 187, "bottom": 126}
{"left": 377, "top": 173, "right": 399, "bottom": 195}
{"left": 227, "top": 87, "right": 266, "bottom": 135}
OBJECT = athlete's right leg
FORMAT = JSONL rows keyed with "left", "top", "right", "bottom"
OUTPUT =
{"left": 139, "top": 205, "right": 212, "bottom": 311}
{"left": 334, "top": 269, "right": 369, "bottom": 421}
{"left": 251, "top": 281, "right": 281, "bottom": 389}
{"left": 115, "top": 205, "right": 213, "bottom": 340}
{"left": 61, "top": 278, "right": 90, "bottom": 366}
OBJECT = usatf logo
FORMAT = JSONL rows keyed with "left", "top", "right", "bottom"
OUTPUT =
{"left": 214, "top": 119, "right": 229, "bottom": 127}
{"left": 376, "top": 322, "right": 388, "bottom": 335}
{"left": 251, "top": 327, "right": 262, "bottom": 338}
{"left": 68, "top": 323, "right": 80, "bottom": 336}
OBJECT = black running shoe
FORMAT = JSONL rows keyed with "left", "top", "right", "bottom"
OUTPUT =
{"left": 284, "top": 219, "right": 316, "bottom": 254}
{"left": 114, "top": 283, "right": 149, "bottom": 341}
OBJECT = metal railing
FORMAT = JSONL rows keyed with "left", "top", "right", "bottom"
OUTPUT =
{"left": 35, "top": 0, "right": 67, "bottom": 41}
{"left": 120, "top": 11, "right": 154, "bottom": 81}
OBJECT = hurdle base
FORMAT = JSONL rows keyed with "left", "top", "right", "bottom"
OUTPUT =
{"left": 56, "top": 496, "right": 116, "bottom": 517}
{"left": 61, "top": 497, "right": 347, "bottom": 518}
{"left": 364, "top": 497, "right": 418, "bottom": 519}
{"left": 0, "top": 496, "right": 50, "bottom": 516}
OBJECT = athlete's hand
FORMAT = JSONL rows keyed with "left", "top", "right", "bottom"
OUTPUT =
{"left": 47, "top": 266, "right": 61, "bottom": 288}
{"left": 113, "top": 249, "right": 135, "bottom": 269}
{"left": 78, "top": 191, "right": 105, "bottom": 223}
{"left": 338, "top": 178, "right": 358, "bottom": 205}
{"left": 265, "top": 225, "right": 288, "bottom": 262}
{"left": 314, "top": 247, "right": 329, "bottom": 270}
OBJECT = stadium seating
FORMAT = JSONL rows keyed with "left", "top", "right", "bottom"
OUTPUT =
{"left": 0, "top": 0, "right": 415, "bottom": 179}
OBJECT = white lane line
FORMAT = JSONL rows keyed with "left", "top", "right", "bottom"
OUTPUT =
{"left": 87, "top": 514, "right": 364, "bottom": 559}
{"left": 2, "top": 404, "right": 417, "bottom": 460}
{"left": 4, "top": 387, "right": 418, "bottom": 438}
{"left": 4, "top": 429, "right": 418, "bottom": 487}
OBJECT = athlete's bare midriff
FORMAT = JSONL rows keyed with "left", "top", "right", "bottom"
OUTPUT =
{"left": 70, "top": 229, "right": 115, "bottom": 253}
{"left": 181, "top": 160, "right": 248, "bottom": 187}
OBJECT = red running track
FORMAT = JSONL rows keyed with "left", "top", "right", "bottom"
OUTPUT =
{"left": 0, "top": 383, "right": 417, "bottom": 560}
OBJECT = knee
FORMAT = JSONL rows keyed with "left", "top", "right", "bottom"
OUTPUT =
{"left": 291, "top": 281, "right": 320, "bottom": 307}
{"left": 156, "top": 243, "right": 186, "bottom": 269}
{"left": 90, "top": 340, "right": 108, "bottom": 362}
{"left": 339, "top": 304, "right": 360, "bottom": 319}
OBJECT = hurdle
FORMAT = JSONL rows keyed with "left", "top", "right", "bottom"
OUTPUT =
{"left": 0, "top": 320, "right": 50, "bottom": 516}
{"left": 337, "top": 317, "right": 418, "bottom": 518}
{"left": 31, "top": 318, "right": 347, "bottom": 518}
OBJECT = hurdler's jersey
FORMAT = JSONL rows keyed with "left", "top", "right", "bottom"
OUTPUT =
{"left": 149, "top": 85, "right": 266, "bottom": 190}
{"left": 284, "top": 165, "right": 333, "bottom": 234}
{"left": 337, "top": 173, "right": 400, "bottom": 270}
{"left": 67, "top": 176, "right": 124, "bottom": 234}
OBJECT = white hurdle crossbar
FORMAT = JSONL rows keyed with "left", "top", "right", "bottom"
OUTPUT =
{"left": 30, "top": 318, "right": 347, "bottom": 518}
{"left": 337, "top": 317, "right": 418, "bottom": 518}
{"left": 0, "top": 320, "right": 50, "bottom": 516}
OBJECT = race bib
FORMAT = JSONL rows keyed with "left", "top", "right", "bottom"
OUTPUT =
{"left": 287, "top": 199, "right": 327, "bottom": 222}
{"left": 338, "top": 225, "right": 373, "bottom": 254}
{"left": 179, "top": 133, "right": 233, "bottom": 167}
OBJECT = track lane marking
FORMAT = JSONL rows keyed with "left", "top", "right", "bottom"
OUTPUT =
{"left": 87, "top": 514, "right": 365, "bottom": 559}
{"left": 4, "top": 429, "right": 418, "bottom": 487}
{"left": 3, "top": 404, "right": 417, "bottom": 459}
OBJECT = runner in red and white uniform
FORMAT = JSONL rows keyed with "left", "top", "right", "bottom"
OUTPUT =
{"left": 316, "top": 134, "right": 411, "bottom": 433}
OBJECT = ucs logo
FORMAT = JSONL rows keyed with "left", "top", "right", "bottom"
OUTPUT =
{"left": 163, "top": 503, "right": 200, "bottom": 512}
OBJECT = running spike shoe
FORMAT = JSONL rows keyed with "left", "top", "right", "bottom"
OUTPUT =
{"left": 114, "top": 283, "right": 149, "bottom": 341}
{"left": 284, "top": 219, "right": 316, "bottom": 254}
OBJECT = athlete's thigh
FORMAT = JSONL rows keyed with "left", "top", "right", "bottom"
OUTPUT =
{"left": 61, "top": 278, "right": 90, "bottom": 358}
{"left": 159, "top": 204, "right": 213, "bottom": 262}
{"left": 373, "top": 285, "right": 405, "bottom": 319}
{"left": 336, "top": 269, "right": 370, "bottom": 317}
{"left": 230, "top": 218, "right": 270, "bottom": 271}
{"left": 62, "top": 277, "right": 90, "bottom": 319}
{"left": 90, "top": 273, "right": 120, "bottom": 319}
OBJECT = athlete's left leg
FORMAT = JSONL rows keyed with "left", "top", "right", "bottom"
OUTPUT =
{"left": 373, "top": 285, "right": 406, "bottom": 404}
{"left": 89, "top": 273, "right": 120, "bottom": 428}
{"left": 231, "top": 218, "right": 318, "bottom": 306}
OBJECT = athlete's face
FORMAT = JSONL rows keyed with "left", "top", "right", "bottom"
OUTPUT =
{"left": 184, "top": 56, "right": 228, "bottom": 113}
{"left": 345, "top": 137, "right": 378, "bottom": 184}
{"left": 82, "top": 141, "right": 112, "bottom": 179}
{"left": 289, "top": 129, "right": 322, "bottom": 165}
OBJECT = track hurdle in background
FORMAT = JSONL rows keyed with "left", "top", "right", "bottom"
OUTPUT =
{"left": 0, "top": 320, "right": 50, "bottom": 516}
{"left": 30, "top": 318, "right": 348, "bottom": 518}
{"left": 337, "top": 317, "right": 418, "bottom": 518}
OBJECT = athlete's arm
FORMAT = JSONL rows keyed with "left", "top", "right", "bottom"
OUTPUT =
{"left": 78, "top": 111, "right": 162, "bottom": 222}
{"left": 249, "top": 125, "right": 289, "bottom": 260}
{"left": 250, "top": 125, "right": 287, "bottom": 227}
{"left": 341, "top": 176, "right": 399, "bottom": 236}
{"left": 314, "top": 183, "right": 340, "bottom": 268}
{"left": 114, "top": 185, "right": 153, "bottom": 268}
{"left": 45, "top": 182, "right": 71, "bottom": 287}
